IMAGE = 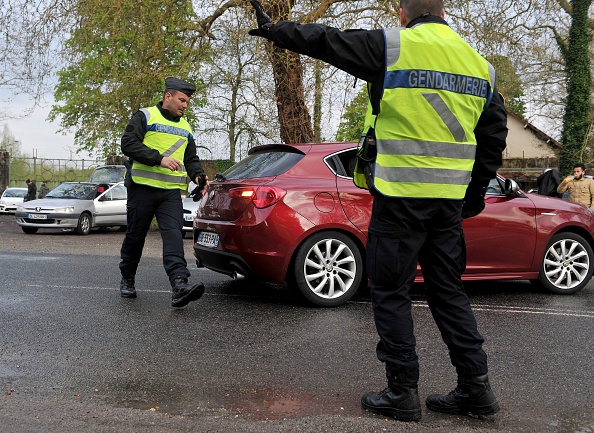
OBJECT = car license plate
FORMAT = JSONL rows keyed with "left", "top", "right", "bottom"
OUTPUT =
{"left": 28, "top": 214, "right": 47, "bottom": 220}
{"left": 184, "top": 214, "right": 194, "bottom": 222}
{"left": 197, "top": 231, "right": 219, "bottom": 248}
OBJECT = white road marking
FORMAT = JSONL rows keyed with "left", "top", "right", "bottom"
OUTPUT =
{"left": 411, "top": 300, "right": 594, "bottom": 318}
{"left": 6, "top": 283, "right": 594, "bottom": 318}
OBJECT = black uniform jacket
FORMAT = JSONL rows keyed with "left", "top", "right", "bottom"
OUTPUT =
{"left": 267, "top": 15, "right": 508, "bottom": 187}
{"left": 121, "top": 101, "right": 205, "bottom": 183}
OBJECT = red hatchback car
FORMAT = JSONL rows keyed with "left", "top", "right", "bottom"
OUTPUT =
{"left": 193, "top": 142, "right": 594, "bottom": 307}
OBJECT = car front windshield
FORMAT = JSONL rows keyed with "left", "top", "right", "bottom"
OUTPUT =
{"left": 3, "top": 189, "right": 27, "bottom": 198}
{"left": 45, "top": 183, "right": 98, "bottom": 200}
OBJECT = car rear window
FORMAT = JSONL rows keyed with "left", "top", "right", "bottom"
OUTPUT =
{"left": 90, "top": 166, "right": 126, "bottom": 183}
{"left": 222, "top": 150, "right": 304, "bottom": 180}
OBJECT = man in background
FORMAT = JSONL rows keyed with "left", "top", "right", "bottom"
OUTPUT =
{"left": 25, "top": 179, "right": 37, "bottom": 201}
{"left": 557, "top": 162, "right": 594, "bottom": 211}
{"left": 38, "top": 182, "right": 50, "bottom": 199}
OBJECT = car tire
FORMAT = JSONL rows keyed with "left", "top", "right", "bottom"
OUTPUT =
{"left": 21, "top": 227, "right": 38, "bottom": 234}
{"left": 292, "top": 231, "right": 363, "bottom": 307}
{"left": 534, "top": 232, "right": 594, "bottom": 294}
{"left": 75, "top": 212, "right": 92, "bottom": 235}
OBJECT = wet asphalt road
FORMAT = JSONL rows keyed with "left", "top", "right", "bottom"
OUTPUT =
{"left": 0, "top": 215, "right": 593, "bottom": 432}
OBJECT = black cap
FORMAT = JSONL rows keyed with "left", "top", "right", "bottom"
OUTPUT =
{"left": 164, "top": 77, "right": 196, "bottom": 97}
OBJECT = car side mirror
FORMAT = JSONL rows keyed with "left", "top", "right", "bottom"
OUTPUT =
{"left": 504, "top": 178, "right": 520, "bottom": 195}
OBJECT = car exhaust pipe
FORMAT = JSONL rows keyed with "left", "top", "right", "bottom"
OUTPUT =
{"left": 232, "top": 271, "right": 245, "bottom": 281}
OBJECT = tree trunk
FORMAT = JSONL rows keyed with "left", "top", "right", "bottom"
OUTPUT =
{"left": 268, "top": 46, "right": 314, "bottom": 144}
{"left": 228, "top": 86, "right": 238, "bottom": 162}
{"left": 559, "top": 0, "right": 593, "bottom": 174}
{"left": 313, "top": 59, "right": 322, "bottom": 142}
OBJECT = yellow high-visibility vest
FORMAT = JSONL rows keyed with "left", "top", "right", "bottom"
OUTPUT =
{"left": 354, "top": 23, "right": 495, "bottom": 199}
{"left": 131, "top": 106, "right": 192, "bottom": 190}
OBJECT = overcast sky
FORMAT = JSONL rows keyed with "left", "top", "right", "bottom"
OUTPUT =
{"left": 1, "top": 92, "right": 96, "bottom": 162}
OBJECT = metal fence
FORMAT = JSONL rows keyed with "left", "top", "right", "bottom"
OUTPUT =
{"left": 0, "top": 153, "right": 102, "bottom": 190}
{"left": 0, "top": 151, "right": 232, "bottom": 193}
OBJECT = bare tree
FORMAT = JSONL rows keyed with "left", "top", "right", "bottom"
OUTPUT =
{"left": 445, "top": 0, "right": 594, "bottom": 149}
{"left": 193, "top": 0, "right": 399, "bottom": 145}
{"left": 0, "top": 0, "right": 72, "bottom": 119}
{"left": 196, "top": 7, "right": 279, "bottom": 162}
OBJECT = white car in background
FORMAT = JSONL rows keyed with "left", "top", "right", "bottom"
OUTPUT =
{"left": 182, "top": 194, "right": 202, "bottom": 238}
{"left": 15, "top": 181, "right": 127, "bottom": 235}
{"left": 0, "top": 187, "right": 28, "bottom": 213}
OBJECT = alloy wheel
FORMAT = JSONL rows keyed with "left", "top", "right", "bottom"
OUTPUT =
{"left": 294, "top": 232, "right": 362, "bottom": 306}
{"left": 542, "top": 236, "right": 591, "bottom": 291}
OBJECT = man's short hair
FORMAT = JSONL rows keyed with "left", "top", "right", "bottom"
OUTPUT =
{"left": 574, "top": 162, "right": 586, "bottom": 171}
{"left": 400, "top": 0, "right": 444, "bottom": 20}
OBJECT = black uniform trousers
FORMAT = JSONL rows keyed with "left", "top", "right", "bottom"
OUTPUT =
{"left": 366, "top": 195, "right": 488, "bottom": 384}
{"left": 119, "top": 182, "right": 190, "bottom": 284}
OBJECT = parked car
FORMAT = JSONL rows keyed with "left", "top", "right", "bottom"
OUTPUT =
{"left": 15, "top": 181, "right": 127, "bottom": 235}
{"left": 193, "top": 142, "right": 594, "bottom": 307}
{"left": 0, "top": 187, "right": 28, "bottom": 213}
{"left": 182, "top": 194, "right": 202, "bottom": 238}
{"left": 89, "top": 165, "right": 126, "bottom": 183}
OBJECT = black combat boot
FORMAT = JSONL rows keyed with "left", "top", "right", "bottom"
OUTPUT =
{"left": 361, "top": 382, "right": 422, "bottom": 422}
{"left": 425, "top": 374, "right": 500, "bottom": 417}
{"left": 171, "top": 277, "right": 205, "bottom": 308}
{"left": 120, "top": 276, "right": 136, "bottom": 298}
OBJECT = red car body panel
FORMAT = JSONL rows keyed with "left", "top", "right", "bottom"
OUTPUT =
{"left": 194, "top": 142, "right": 594, "bottom": 287}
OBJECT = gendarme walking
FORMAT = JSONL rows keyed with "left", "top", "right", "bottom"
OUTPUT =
{"left": 119, "top": 77, "right": 208, "bottom": 308}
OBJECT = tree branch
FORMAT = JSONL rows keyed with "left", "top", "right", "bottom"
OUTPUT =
{"left": 197, "top": 0, "right": 245, "bottom": 37}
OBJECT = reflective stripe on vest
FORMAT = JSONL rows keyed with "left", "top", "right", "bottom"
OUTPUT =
{"left": 356, "top": 24, "right": 494, "bottom": 199}
{"left": 131, "top": 106, "right": 192, "bottom": 190}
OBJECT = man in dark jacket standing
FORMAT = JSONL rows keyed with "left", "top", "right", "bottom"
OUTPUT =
{"left": 119, "top": 77, "right": 207, "bottom": 308}
{"left": 249, "top": 0, "right": 507, "bottom": 421}
{"left": 25, "top": 179, "right": 37, "bottom": 201}
{"left": 38, "top": 182, "right": 50, "bottom": 199}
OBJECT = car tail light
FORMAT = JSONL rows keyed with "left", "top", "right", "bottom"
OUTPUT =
{"left": 229, "top": 186, "right": 286, "bottom": 209}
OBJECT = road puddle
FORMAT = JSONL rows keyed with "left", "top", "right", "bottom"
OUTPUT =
{"left": 103, "top": 378, "right": 356, "bottom": 420}
{"left": 222, "top": 386, "right": 355, "bottom": 420}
